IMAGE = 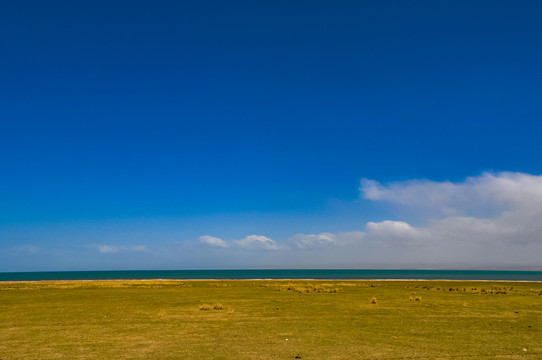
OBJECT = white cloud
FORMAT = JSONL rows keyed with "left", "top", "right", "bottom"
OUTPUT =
{"left": 199, "top": 235, "right": 229, "bottom": 248}
{"left": 361, "top": 172, "right": 542, "bottom": 216}
{"left": 290, "top": 232, "right": 339, "bottom": 249}
{"left": 355, "top": 172, "right": 542, "bottom": 266}
{"left": 365, "top": 220, "right": 426, "bottom": 245}
{"left": 234, "top": 235, "right": 278, "bottom": 250}
{"left": 360, "top": 172, "right": 542, "bottom": 245}
{"left": 278, "top": 172, "right": 542, "bottom": 267}
{"left": 193, "top": 172, "right": 542, "bottom": 268}
{"left": 97, "top": 245, "right": 148, "bottom": 254}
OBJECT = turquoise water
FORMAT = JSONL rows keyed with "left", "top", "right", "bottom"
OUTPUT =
{"left": 1, "top": 269, "right": 542, "bottom": 281}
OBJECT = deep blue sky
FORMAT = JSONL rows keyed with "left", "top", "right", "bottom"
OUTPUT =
{"left": 1, "top": 1, "right": 542, "bottom": 270}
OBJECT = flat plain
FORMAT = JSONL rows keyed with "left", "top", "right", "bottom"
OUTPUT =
{"left": 1, "top": 279, "right": 541, "bottom": 359}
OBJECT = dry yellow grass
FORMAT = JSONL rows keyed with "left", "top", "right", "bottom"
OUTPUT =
{"left": 1, "top": 279, "right": 541, "bottom": 359}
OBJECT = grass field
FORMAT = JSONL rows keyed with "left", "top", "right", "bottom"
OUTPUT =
{"left": 1, "top": 279, "right": 541, "bottom": 359}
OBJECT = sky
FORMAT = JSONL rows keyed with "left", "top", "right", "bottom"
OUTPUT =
{"left": 1, "top": 1, "right": 542, "bottom": 271}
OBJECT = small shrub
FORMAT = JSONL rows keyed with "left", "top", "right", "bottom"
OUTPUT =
{"left": 276, "top": 283, "right": 341, "bottom": 294}
{"left": 370, "top": 297, "right": 377, "bottom": 304}
{"left": 409, "top": 296, "right": 413, "bottom": 301}
{"left": 414, "top": 296, "right": 422, "bottom": 302}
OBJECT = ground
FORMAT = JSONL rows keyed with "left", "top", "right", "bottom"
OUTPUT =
{"left": 1, "top": 279, "right": 541, "bottom": 359}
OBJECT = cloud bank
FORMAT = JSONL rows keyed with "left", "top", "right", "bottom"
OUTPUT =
{"left": 199, "top": 172, "right": 542, "bottom": 268}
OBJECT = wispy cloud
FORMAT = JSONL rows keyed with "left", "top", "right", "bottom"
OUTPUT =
{"left": 198, "top": 234, "right": 280, "bottom": 250}
{"left": 14, "top": 245, "right": 40, "bottom": 254}
{"left": 290, "top": 232, "right": 339, "bottom": 249}
{"left": 96, "top": 245, "right": 148, "bottom": 254}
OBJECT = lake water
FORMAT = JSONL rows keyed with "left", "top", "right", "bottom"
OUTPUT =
{"left": 1, "top": 269, "right": 542, "bottom": 281}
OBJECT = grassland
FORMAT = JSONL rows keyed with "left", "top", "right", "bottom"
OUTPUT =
{"left": 1, "top": 279, "right": 541, "bottom": 359}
